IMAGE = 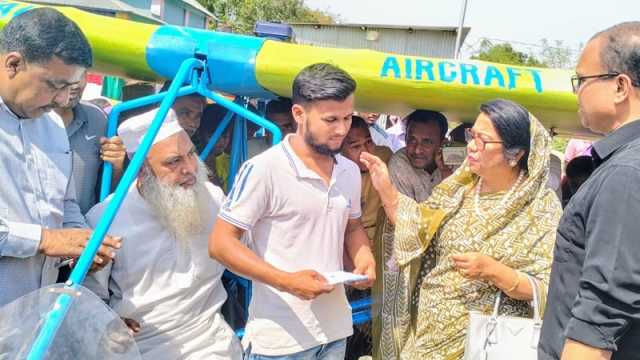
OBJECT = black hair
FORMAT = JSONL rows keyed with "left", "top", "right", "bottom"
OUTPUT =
{"left": 592, "top": 22, "right": 640, "bottom": 88}
{"left": 449, "top": 122, "right": 472, "bottom": 143}
{"left": 160, "top": 80, "right": 203, "bottom": 99}
{"left": 479, "top": 99, "right": 531, "bottom": 171}
{"left": 350, "top": 115, "right": 369, "bottom": 130}
{"left": 292, "top": 63, "right": 356, "bottom": 105}
{"left": 266, "top": 97, "right": 293, "bottom": 117}
{"left": 193, "top": 103, "right": 232, "bottom": 152}
{"left": 160, "top": 80, "right": 185, "bottom": 93}
{"left": 0, "top": 8, "right": 92, "bottom": 67}
{"left": 566, "top": 155, "right": 594, "bottom": 179}
{"left": 199, "top": 104, "right": 230, "bottom": 136}
{"left": 405, "top": 110, "right": 449, "bottom": 139}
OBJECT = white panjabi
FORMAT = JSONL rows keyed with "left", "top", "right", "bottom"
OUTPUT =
{"left": 84, "top": 181, "right": 242, "bottom": 360}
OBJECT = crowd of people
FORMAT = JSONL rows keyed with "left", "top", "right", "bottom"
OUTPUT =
{"left": 1, "top": 6, "right": 640, "bottom": 360}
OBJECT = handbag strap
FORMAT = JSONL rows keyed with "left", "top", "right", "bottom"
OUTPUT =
{"left": 491, "top": 273, "right": 541, "bottom": 322}
{"left": 527, "top": 274, "right": 542, "bottom": 322}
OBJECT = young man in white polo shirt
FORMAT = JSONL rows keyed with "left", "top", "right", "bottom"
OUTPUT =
{"left": 209, "top": 63, "right": 376, "bottom": 359}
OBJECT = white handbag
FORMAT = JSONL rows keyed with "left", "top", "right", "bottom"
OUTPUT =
{"left": 463, "top": 275, "right": 542, "bottom": 360}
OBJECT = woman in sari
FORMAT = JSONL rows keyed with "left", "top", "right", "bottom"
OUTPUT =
{"left": 363, "top": 99, "right": 562, "bottom": 360}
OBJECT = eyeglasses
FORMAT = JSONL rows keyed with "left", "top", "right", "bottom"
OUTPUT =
{"left": 464, "top": 128, "right": 503, "bottom": 151}
{"left": 571, "top": 73, "right": 620, "bottom": 93}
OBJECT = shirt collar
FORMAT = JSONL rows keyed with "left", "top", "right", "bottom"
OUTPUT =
{"left": 280, "top": 134, "right": 346, "bottom": 181}
{"left": 370, "top": 123, "right": 389, "bottom": 139}
{"left": 592, "top": 119, "right": 640, "bottom": 165}
{"left": 0, "top": 95, "right": 21, "bottom": 120}
{"left": 386, "top": 119, "right": 406, "bottom": 136}
{"left": 66, "top": 104, "right": 88, "bottom": 137}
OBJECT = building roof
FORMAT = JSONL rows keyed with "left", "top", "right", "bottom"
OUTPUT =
{"left": 290, "top": 22, "right": 471, "bottom": 42}
{"left": 182, "top": 0, "right": 214, "bottom": 19}
{"left": 24, "top": 0, "right": 164, "bottom": 24}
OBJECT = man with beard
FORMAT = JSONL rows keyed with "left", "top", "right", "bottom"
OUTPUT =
{"left": 210, "top": 63, "right": 376, "bottom": 359}
{"left": 388, "top": 110, "right": 451, "bottom": 203}
{"left": 85, "top": 108, "right": 241, "bottom": 360}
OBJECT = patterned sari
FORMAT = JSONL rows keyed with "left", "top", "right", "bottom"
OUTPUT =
{"left": 372, "top": 115, "right": 562, "bottom": 360}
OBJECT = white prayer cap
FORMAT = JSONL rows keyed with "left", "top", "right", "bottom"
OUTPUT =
{"left": 118, "top": 108, "right": 184, "bottom": 156}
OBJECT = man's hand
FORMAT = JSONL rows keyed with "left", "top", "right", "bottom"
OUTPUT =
{"left": 351, "top": 259, "right": 376, "bottom": 290}
{"left": 344, "top": 218, "right": 376, "bottom": 290}
{"left": 39, "top": 229, "right": 121, "bottom": 270}
{"left": 360, "top": 152, "right": 393, "bottom": 196}
{"left": 121, "top": 317, "right": 141, "bottom": 336}
{"left": 451, "top": 252, "right": 497, "bottom": 281}
{"left": 100, "top": 136, "right": 126, "bottom": 171}
{"left": 281, "top": 270, "right": 334, "bottom": 300}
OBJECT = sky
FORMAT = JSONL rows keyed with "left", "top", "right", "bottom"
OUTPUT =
{"left": 303, "top": 0, "right": 638, "bottom": 60}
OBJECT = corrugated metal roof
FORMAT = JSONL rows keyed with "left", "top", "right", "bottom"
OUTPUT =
{"left": 290, "top": 22, "right": 470, "bottom": 40}
{"left": 290, "top": 23, "right": 471, "bottom": 58}
{"left": 24, "top": 0, "right": 164, "bottom": 24}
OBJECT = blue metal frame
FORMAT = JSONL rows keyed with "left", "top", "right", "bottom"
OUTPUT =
{"left": 199, "top": 109, "right": 234, "bottom": 161}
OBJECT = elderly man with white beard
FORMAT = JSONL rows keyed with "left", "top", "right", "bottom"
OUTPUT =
{"left": 84, "top": 108, "right": 242, "bottom": 360}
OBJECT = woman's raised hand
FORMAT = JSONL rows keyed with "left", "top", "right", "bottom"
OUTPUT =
{"left": 360, "top": 152, "right": 392, "bottom": 195}
{"left": 361, "top": 152, "right": 399, "bottom": 224}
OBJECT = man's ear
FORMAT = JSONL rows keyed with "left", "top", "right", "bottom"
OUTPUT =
{"left": 138, "top": 160, "right": 154, "bottom": 182}
{"left": 613, "top": 74, "right": 634, "bottom": 105}
{"left": 136, "top": 161, "right": 146, "bottom": 183}
{"left": 291, "top": 103, "right": 306, "bottom": 127}
{"left": 4, "top": 52, "right": 25, "bottom": 79}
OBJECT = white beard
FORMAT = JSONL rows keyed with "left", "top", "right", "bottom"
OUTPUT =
{"left": 139, "top": 159, "right": 211, "bottom": 245}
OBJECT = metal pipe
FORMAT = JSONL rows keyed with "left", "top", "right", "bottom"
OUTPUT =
{"left": 199, "top": 109, "right": 235, "bottom": 161}
{"left": 454, "top": 0, "right": 470, "bottom": 59}
{"left": 200, "top": 89, "right": 282, "bottom": 146}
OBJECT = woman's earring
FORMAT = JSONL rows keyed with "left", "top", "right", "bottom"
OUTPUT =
{"left": 509, "top": 160, "right": 517, "bottom": 167}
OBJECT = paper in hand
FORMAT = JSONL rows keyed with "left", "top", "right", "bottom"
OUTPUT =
{"left": 321, "top": 271, "right": 369, "bottom": 285}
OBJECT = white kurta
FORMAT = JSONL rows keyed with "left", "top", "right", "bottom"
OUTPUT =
{"left": 85, "top": 182, "right": 242, "bottom": 360}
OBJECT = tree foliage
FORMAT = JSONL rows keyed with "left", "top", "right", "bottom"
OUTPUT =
{"left": 198, "top": 0, "right": 335, "bottom": 34}
{"left": 471, "top": 38, "right": 576, "bottom": 69}
{"left": 471, "top": 39, "right": 546, "bottom": 67}
{"left": 539, "top": 38, "right": 575, "bottom": 69}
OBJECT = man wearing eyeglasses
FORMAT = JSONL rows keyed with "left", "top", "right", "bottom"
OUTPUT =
{"left": 387, "top": 110, "right": 452, "bottom": 203}
{"left": 539, "top": 22, "right": 640, "bottom": 360}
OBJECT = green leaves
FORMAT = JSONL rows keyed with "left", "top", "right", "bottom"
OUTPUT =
{"left": 198, "top": 0, "right": 335, "bottom": 34}
{"left": 470, "top": 38, "right": 576, "bottom": 69}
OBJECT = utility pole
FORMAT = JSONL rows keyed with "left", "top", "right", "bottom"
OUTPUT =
{"left": 454, "top": 0, "right": 470, "bottom": 59}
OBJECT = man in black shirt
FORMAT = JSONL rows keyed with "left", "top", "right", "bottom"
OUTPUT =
{"left": 539, "top": 22, "right": 640, "bottom": 360}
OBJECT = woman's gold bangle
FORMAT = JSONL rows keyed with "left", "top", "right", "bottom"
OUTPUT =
{"left": 505, "top": 270, "right": 521, "bottom": 293}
